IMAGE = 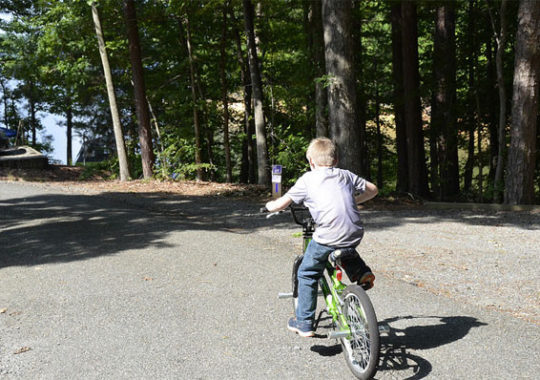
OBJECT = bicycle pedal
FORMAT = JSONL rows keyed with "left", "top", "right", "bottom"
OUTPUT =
{"left": 278, "top": 292, "right": 293, "bottom": 299}
{"left": 328, "top": 331, "right": 350, "bottom": 339}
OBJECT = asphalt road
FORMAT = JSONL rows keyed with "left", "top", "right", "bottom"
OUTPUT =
{"left": 1, "top": 182, "right": 538, "bottom": 379}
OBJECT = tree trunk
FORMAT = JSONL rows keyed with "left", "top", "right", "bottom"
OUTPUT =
{"left": 243, "top": 0, "right": 269, "bottom": 185}
{"left": 505, "top": 0, "right": 540, "bottom": 204}
{"left": 0, "top": 79, "right": 8, "bottom": 128}
{"left": 220, "top": 2, "right": 233, "bottom": 183}
{"left": 432, "top": 1, "right": 459, "bottom": 200}
{"left": 463, "top": 0, "right": 477, "bottom": 194}
{"left": 66, "top": 99, "right": 72, "bottom": 166}
{"left": 312, "top": 1, "right": 328, "bottom": 138}
{"left": 146, "top": 97, "right": 167, "bottom": 175}
{"left": 401, "top": 1, "right": 429, "bottom": 197}
{"left": 353, "top": 2, "right": 370, "bottom": 179}
{"left": 90, "top": 2, "right": 130, "bottom": 181}
{"left": 322, "top": 0, "right": 362, "bottom": 174}
{"left": 390, "top": 2, "right": 408, "bottom": 193}
{"left": 488, "top": 0, "right": 509, "bottom": 202}
{"left": 231, "top": 17, "right": 255, "bottom": 184}
{"left": 375, "top": 81, "right": 383, "bottom": 189}
{"left": 30, "top": 96, "right": 36, "bottom": 146}
{"left": 182, "top": 16, "right": 204, "bottom": 182}
{"left": 27, "top": 81, "right": 37, "bottom": 146}
{"left": 304, "top": 0, "right": 328, "bottom": 138}
{"left": 124, "top": 0, "right": 155, "bottom": 179}
{"left": 486, "top": 38, "right": 498, "bottom": 184}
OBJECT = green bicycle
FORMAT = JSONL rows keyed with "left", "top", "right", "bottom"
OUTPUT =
{"left": 269, "top": 205, "right": 380, "bottom": 380}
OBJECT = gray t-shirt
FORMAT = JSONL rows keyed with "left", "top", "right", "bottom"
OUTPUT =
{"left": 285, "top": 167, "right": 366, "bottom": 247}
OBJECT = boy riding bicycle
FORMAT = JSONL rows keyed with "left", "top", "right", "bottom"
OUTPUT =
{"left": 265, "top": 137, "right": 378, "bottom": 337}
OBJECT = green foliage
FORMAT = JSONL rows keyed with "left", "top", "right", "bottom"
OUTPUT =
{"left": 77, "top": 160, "right": 114, "bottom": 180}
{"left": 0, "top": 0, "right": 537, "bottom": 203}
{"left": 155, "top": 138, "right": 215, "bottom": 181}
{"left": 269, "top": 127, "right": 309, "bottom": 188}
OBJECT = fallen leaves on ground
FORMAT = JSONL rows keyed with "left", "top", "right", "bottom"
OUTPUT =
{"left": 14, "top": 347, "right": 31, "bottom": 355}
{"left": 0, "top": 165, "right": 421, "bottom": 208}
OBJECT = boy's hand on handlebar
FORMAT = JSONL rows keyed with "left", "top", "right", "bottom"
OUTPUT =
{"left": 265, "top": 196, "right": 293, "bottom": 213}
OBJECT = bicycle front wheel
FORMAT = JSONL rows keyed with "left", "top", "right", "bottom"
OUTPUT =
{"left": 339, "top": 285, "right": 380, "bottom": 380}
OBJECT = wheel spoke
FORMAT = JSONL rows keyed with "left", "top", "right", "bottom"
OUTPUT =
{"left": 343, "top": 293, "right": 372, "bottom": 371}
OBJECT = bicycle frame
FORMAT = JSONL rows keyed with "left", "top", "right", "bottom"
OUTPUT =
{"left": 280, "top": 205, "right": 382, "bottom": 379}
{"left": 293, "top": 206, "right": 352, "bottom": 335}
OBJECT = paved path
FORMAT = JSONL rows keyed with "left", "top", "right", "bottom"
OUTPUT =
{"left": 1, "top": 182, "right": 538, "bottom": 379}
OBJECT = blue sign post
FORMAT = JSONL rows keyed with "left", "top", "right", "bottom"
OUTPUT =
{"left": 271, "top": 165, "right": 283, "bottom": 198}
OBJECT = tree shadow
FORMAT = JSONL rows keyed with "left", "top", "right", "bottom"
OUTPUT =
{"left": 1, "top": 185, "right": 537, "bottom": 269}
{"left": 363, "top": 208, "right": 540, "bottom": 231}
{"left": 0, "top": 190, "right": 270, "bottom": 269}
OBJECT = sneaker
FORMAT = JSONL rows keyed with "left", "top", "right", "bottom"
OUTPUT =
{"left": 358, "top": 271, "right": 375, "bottom": 290}
{"left": 287, "top": 317, "right": 314, "bottom": 337}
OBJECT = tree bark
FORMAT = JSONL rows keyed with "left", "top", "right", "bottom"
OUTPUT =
{"left": 313, "top": 1, "right": 328, "bottom": 138}
{"left": 375, "top": 81, "right": 383, "bottom": 189}
{"left": 181, "top": 15, "right": 204, "bottom": 182}
{"left": 463, "top": 0, "right": 477, "bottom": 193}
{"left": 0, "top": 79, "right": 8, "bottom": 128}
{"left": 304, "top": 0, "right": 328, "bottom": 138}
{"left": 322, "top": 0, "right": 362, "bottom": 174}
{"left": 432, "top": 1, "right": 459, "bottom": 200}
{"left": 488, "top": 0, "right": 509, "bottom": 202}
{"left": 28, "top": 81, "right": 37, "bottom": 145}
{"left": 401, "top": 1, "right": 429, "bottom": 197}
{"left": 243, "top": 0, "right": 269, "bottom": 185}
{"left": 486, "top": 38, "right": 498, "bottom": 183}
{"left": 505, "top": 0, "right": 540, "bottom": 204}
{"left": 219, "top": 2, "right": 233, "bottom": 182}
{"left": 66, "top": 98, "right": 72, "bottom": 166}
{"left": 124, "top": 0, "right": 155, "bottom": 179}
{"left": 231, "top": 16, "right": 255, "bottom": 184}
{"left": 90, "top": 2, "right": 130, "bottom": 181}
{"left": 390, "top": 2, "right": 408, "bottom": 193}
{"left": 353, "top": 2, "right": 370, "bottom": 179}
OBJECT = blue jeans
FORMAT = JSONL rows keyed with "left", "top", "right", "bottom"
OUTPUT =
{"left": 296, "top": 240, "right": 335, "bottom": 325}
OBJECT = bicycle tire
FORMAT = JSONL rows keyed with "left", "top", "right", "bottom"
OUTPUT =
{"left": 339, "top": 285, "right": 380, "bottom": 380}
{"left": 291, "top": 255, "right": 303, "bottom": 314}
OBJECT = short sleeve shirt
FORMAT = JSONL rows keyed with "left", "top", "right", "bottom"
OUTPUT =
{"left": 285, "top": 167, "right": 366, "bottom": 247}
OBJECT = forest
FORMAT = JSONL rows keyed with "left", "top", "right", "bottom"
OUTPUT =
{"left": 0, "top": 0, "right": 539, "bottom": 204}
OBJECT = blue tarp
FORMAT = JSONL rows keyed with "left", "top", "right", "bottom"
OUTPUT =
{"left": 0, "top": 127, "right": 16, "bottom": 138}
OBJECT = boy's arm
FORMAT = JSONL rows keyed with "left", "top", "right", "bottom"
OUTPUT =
{"left": 265, "top": 195, "right": 293, "bottom": 212}
{"left": 355, "top": 181, "right": 378, "bottom": 204}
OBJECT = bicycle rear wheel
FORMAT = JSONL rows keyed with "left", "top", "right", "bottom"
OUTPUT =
{"left": 339, "top": 285, "right": 379, "bottom": 380}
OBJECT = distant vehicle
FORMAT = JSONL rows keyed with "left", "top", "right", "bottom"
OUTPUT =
{"left": 0, "top": 127, "right": 16, "bottom": 148}
{"left": 0, "top": 127, "right": 17, "bottom": 138}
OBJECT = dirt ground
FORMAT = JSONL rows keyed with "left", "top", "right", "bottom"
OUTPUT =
{"left": 0, "top": 165, "right": 420, "bottom": 208}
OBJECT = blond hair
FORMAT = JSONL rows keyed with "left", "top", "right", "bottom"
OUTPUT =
{"left": 306, "top": 137, "right": 337, "bottom": 166}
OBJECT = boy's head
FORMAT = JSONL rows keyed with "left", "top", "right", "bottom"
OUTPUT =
{"left": 306, "top": 137, "right": 337, "bottom": 167}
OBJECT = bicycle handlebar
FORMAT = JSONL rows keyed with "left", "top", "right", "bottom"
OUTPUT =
{"left": 259, "top": 206, "right": 287, "bottom": 219}
{"left": 289, "top": 205, "right": 310, "bottom": 226}
{"left": 260, "top": 204, "right": 314, "bottom": 230}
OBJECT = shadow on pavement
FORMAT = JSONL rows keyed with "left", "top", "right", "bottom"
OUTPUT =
{"left": 376, "top": 315, "right": 487, "bottom": 379}
{"left": 308, "top": 314, "right": 486, "bottom": 379}
{"left": 1, "top": 187, "right": 537, "bottom": 269}
{"left": 0, "top": 191, "right": 268, "bottom": 269}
